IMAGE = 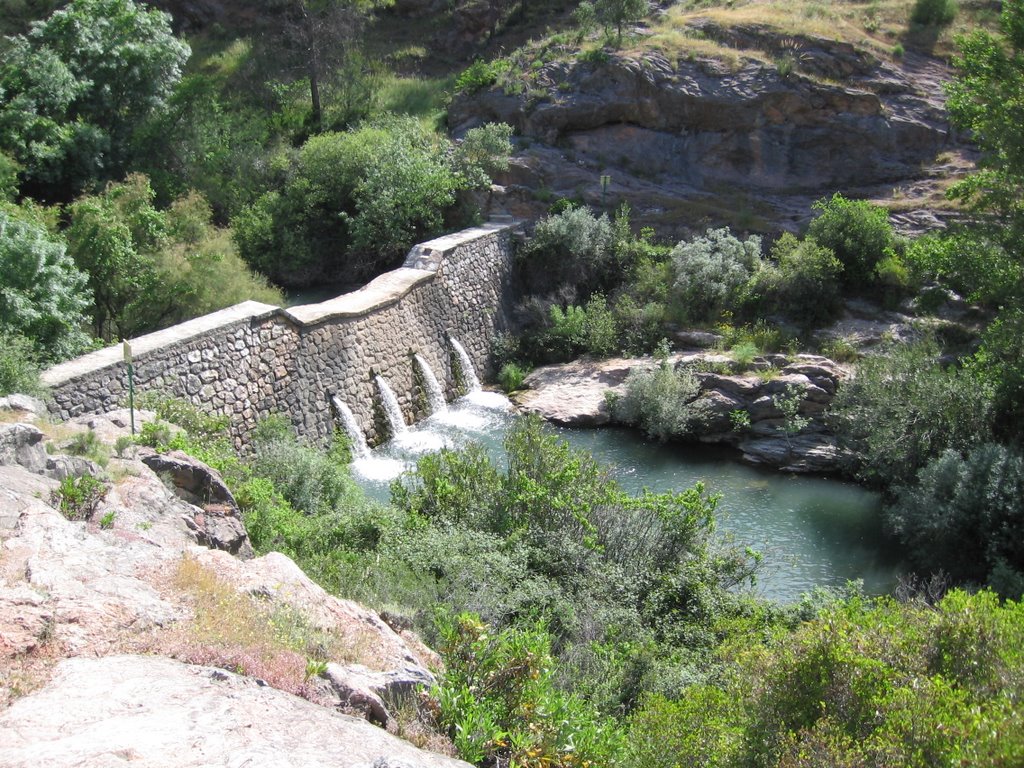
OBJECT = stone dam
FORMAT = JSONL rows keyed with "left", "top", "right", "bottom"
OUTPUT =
{"left": 42, "top": 221, "right": 519, "bottom": 446}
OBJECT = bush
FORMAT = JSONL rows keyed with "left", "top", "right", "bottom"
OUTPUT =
{"left": 0, "top": 331, "right": 45, "bottom": 396}
{"left": 454, "top": 58, "right": 510, "bottom": 94}
{"left": 249, "top": 426, "right": 360, "bottom": 517}
{"left": 51, "top": 474, "right": 107, "bottom": 521}
{"left": 911, "top": 0, "right": 958, "bottom": 26}
{"left": 520, "top": 206, "right": 614, "bottom": 298}
{"left": 497, "top": 362, "right": 528, "bottom": 393}
{"left": 830, "top": 338, "right": 993, "bottom": 486}
{"left": 889, "top": 443, "right": 1024, "bottom": 592}
{"left": 807, "top": 193, "right": 895, "bottom": 289}
{"left": 613, "top": 361, "right": 700, "bottom": 441}
{"left": 748, "top": 233, "right": 842, "bottom": 327}
{"left": 671, "top": 227, "right": 763, "bottom": 324}
{"left": 433, "top": 613, "right": 627, "bottom": 766}
{"left": 904, "top": 231, "right": 1022, "bottom": 308}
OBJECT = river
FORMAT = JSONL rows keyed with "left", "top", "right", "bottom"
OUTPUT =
{"left": 347, "top": 391, "right": 903, "bottom": 603}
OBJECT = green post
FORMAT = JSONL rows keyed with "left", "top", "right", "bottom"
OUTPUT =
{"left": 600, "top": 174, "right": 611, "bottom": 209}
{"left": 123, "top": 340, "right": 135, "bottom": 436}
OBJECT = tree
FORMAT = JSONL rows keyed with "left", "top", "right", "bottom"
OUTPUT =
{"left": 595, "top": 0, "right": 648, "bottom": 43}
{"left": 254, "top": 0, "right": 388, "bottom": 130}
{"left": 0, "top": 0, "right": 189, "bottom": 200}
{"left": 806, "top": 192, "right": 895, "bottom": 289}
{"left": 0, "top": 204, "right": 91, "bottom": 362}
{"left": 946, "top": 0, "right": 1024, "bottom": 250}
{"left": 671, "top": 227, "right": 763, "bottom": 323}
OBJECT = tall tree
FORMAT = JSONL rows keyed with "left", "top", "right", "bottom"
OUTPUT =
{"left": 0, "top": 204, "right": 92, "bottom": 362}
{"left": 946, "top": 0, "right": 1024, "bottom": 250}
{"left": 256, "top": 0, "right": 388, "bottom": 130}
{"left": 0, "top": 0, "right": 189, "bottom": 201}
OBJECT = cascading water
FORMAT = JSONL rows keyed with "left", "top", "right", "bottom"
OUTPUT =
{"left": 413, "top": 354, "right": 447, "bottom": 415}
{"left": 449, "top": 338, "right": 481, "bottom": 392}
{"left": 329, "top": 395, "right": 370, "bottom": 461}
{"left": 374, "top": 375, "right": 408, "bottom": 436}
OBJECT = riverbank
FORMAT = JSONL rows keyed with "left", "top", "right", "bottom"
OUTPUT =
{"left": 512, "top": 351, "right": 851, "bottom": 474}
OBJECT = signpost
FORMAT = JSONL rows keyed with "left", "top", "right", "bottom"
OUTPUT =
{"left": 123, "top": 340, "right": 135, "bottom": 436}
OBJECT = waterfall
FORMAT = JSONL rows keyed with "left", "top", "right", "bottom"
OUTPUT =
{"left": 329, "top": 395, "right": 370, "bottom": 460}
{"left": 414, "top": 354, "right": 448, "bottom": 415}
{"left": 374, "top": 375, "right": 408, "bottom": 436}
{"left": 450, "top": 338, "right": 481, "bottom": 393}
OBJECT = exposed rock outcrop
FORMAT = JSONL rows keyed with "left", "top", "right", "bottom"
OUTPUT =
{"left": 513, "top": 352, "right": 851, "bottom": 473}
{"left": 0, "top": 655, "right": 471, "bottom": 768}
{"left": 0, "top": 414, "right": 460, "bottom": 765}
{"left": 452, "top": 36, "right": 966, "bottom": 237}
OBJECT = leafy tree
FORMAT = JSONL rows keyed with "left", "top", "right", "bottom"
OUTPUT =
{"left": 66, "top": 174, "right": 166, "bottom": 339}
{"left": 0, "top": 204, "right": 91, "bottom": 361}
{"left": 946, "top": 0, "right": 1024, "bottom": 249}
{"left": 830, "top": 337, "right": 993, "bottom": 487}
{"left": 807, "top": 192, "right": 895, "bottom": 288}
{"left": 890, "top": 443, "right": 1024, "bottom": 592}
{"left": 234, "top": 118, "right": 510, "bottom": 287}
{"left": 253, "top": 0, "right": 388, "bottom": 130}
{"left": 0, "top": 0, "right": 189, "bottom": 200}
{"left": 0, "top": 330, "right": 44, "bottom": 396}
{"left": 595, "top": 0, "right": 649, "bottom": 42}
{"left": 68, "top": 174, "right": 281, "bottom": 340}
{"left": 671, "top": 227, "right": 763, "bottom": 324}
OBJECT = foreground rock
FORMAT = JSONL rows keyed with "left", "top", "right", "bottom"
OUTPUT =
{"left": 513, "top": 352, "right": 851, "bottom": 473}
{"left": 0, "top": 655, "right": 471, "bottom": 768}
{"left": 0, "top": 405, "right": 458, "bottom": 763}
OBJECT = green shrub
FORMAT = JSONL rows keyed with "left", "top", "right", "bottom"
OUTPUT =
{"left": 730, "top": 340, "right": 759, "bottom": 367}
{"left": 671, "top": 227, "right": 763, "bottom": 324}
{"left": 51, "top": 474, "right": 107, "bottom": 521}
{"left": 627, "top": 689, "right": 742, "bottom": 768}
{"left": 248, "top": 429, "right": 360, "bottom": 517}
{"left": 889, "top": 443, "right": 1024, "bottom": 593}
{"left": 613, "top": 295, "right": 665, "bottom": 356}
{"left": 65, "top": 429, "right": 109, "bottom": 467}
{"left": 904, "top": 231, "right": 1022, "bottom": 308}
{"left": 911, "top": 0, "right": 957, "bottom": 26}
{"left": 831, "top": 338, "right": 993, "bottom": 486}
{"left": 820, "top": 336, "right": 859, "bottom": 363}
{"left": 613, "top": 361, "right": 700, "bottom": 441}
{"left": 0, "top": 331, "right": 45, "bottom": 396}
{"left": 520, "top": 205, "right": 615, "bottom": 298}
{"left": 807, "top": 193, "right": 895, "bottom": 289}
{"left": 497, "top": 362, "right": 528, "bottom": 393}
{"left": 433, "top": 613, "right": 627, "bottom": 766}
{"left": 748, "top": 233, "right": 843, "bottom": 327}
{"left": 454, "top": 58, "right": 510, "bottom": 94}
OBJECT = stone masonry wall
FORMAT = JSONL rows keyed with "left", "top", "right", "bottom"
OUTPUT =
{"left": 42, "top": 222, "right": 518, "bottom": 447}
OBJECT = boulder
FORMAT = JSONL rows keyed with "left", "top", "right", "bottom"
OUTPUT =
{"left": 0, "top": 424, "right": 48, "bottom": 474}
{"left": 321, "top": 662, "right": 436, "bottom": 726}
{"left": 140, "top": 449, "right": 253, "bottom": 558}
{"left": 0, "top": 394, "right": 46, "bottom": 417}
{"left": 0, "top": 655, "right": 471, "bottom": 768}
{"left": 739, "top": 434, "right": 846, "bottom": 473}
{"left": 514, "top": 357, "right": 636, "bottom": 426}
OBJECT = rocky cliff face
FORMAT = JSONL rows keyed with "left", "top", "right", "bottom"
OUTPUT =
{"left": 451, "top": 27, "right": 967, "bottom": 237}
{"left": 0, "top": 401, "right": 469, "bottom": 768}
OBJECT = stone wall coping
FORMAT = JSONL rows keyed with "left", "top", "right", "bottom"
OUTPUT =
{"left": 41, "top": 220, "right": 518, "bottom": 391}
{"left": 267, "top": 223, "right": 516, "bottom": 327}
{"left": 41, "top": 301, "right": 280, "bottom": 387}
{"left": 283, "top": 268, "right": 433, "bottom": 326}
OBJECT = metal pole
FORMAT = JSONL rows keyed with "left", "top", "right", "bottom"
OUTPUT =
{"left": 123, "top": 340, "right": 135, "bottom": 435}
